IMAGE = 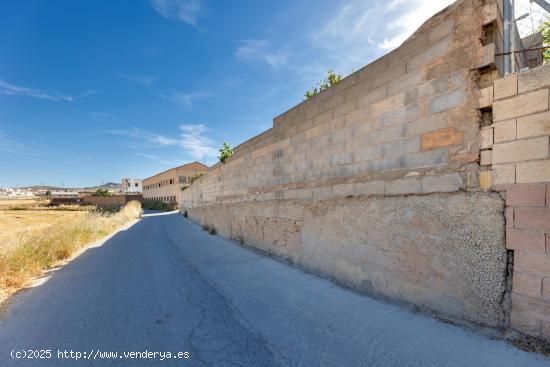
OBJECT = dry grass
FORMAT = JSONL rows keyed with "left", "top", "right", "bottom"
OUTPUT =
{"left": 0, "top": 201, "right": 142, "bottom": 302}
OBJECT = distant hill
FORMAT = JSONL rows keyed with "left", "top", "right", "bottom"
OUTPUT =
{"left": 84, "top": 182, "right": 120, "bottom": 190}
{"left": 20, "top": 182, "right": 120, "bottom": 191}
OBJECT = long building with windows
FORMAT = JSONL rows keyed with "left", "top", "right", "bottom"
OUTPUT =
{"left": 142, "top": 162, "right": 208, "bottom": 204}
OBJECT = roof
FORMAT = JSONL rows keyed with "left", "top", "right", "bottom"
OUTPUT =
{"left": 142, "top": 161, "right": 209, "bottom": 181}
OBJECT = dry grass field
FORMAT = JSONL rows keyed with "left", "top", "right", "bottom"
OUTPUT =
{"left": 0, "top": 199, "right": 142, "bottom": 303}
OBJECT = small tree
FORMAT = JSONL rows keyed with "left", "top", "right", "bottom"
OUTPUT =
{"left": 304, "top": 70, "right": 343, "bottom": 100}
{"left": 218, "top": 142, "right": 233, "bottom": 164}
{"left": 45, "top": 190, "right": 51, "bottom": 196}
{"left": 93, "top": 189, "right": 111, "bottom": 197}
{"left": 541, "top": 17, "right": 550, "bottom": 63}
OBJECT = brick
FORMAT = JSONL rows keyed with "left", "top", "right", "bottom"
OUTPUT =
{"left": 493, "top": 164, "right": 516, "bottom": 185}
{"left": 478, "top": 86, "right": 493, "bottom": 108}
{"left": 548, "top": 184, "right": 550, "bottom": 206}
{"left": 493, "top": 119, "right": 516, "bottom": 143}
{"left": 421, "top": 127, "right": 463, "bottom": 150}
{"left": 428, "top": 89, "right": 466, "bottom": 114}
{"left": 353, "top": 145, "right": 382, "bottom": 162}
{"left": 515, "top": 252, "right": 550, "bottom": 277}
{"left": 493, "top": 89, "right": 549, "bottom": 122}
{"left": 480, "top": 150, "right": 492, "bottom": 165}
{"left": 479, "top": 171, "right": 492, "bottom": 189}
{"left": 516, "top": 160, "right": 550, "bottom": 183}
{"left": 312, "top": 186, "right": 332, "bottom": 200}
{"left": 506, "top": 229, "right": 546, "bottom": 252}
{"left": 478, "top": 43, "right": 496, "bottom": 69}
{"left": 506, "top": 183, "right": 546, "bottom": 206}
{"left": 492, "top": 137, "right": 549, "bottom": 164}
{"left": 385, "top": 178, "right": 421, "bottom": 195}
{"left": 513, "top": 272, "right": 542, "bottom": 299}
{"left": 514, "top": 207, "right": 550, "bottom": 230}
{"left": 505, "top": 207, "right": 514, "bottom": 228}
{"left": 518, "top": 64, "right": 550, "bottom": 93}
{"left": 480, "top": 127, "right": 493, "bottom": 149}
{"left": 421, "top": 173, "right": 462, "bottom": 193}
{"left": 493, "top": 73, "right": 518, "bottom": 100}
{"left": 516, "top": 111, "right": 550, "bottom": 140}
{"left": 354, "top": 181, "right": 384, "bottom": 196}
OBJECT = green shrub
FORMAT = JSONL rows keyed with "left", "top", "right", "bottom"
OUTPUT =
{"left": 304, "top": 70, "right": 343, "bottom": 100}
{"left": 140, "top": 200, "right": 177, "bottom": 211}
{"left": 218, "top": 142, "right": 233, "bottom": 164}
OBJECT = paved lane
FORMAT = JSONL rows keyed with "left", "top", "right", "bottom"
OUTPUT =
{"left": 0, "top": 212, "right": 548, "bottom": 366}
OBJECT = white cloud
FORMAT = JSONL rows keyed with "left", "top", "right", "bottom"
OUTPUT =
{"left": 0, "top": 79, "right": 74, "bottom": 102}
{"left": 107, "top": 124, "right": 218, "bottom": 162}
{"left": 150, "top": 0, "right": 203, "bottom": 26}
{"left": 377, "top": 0, "right": 455, "bottom": 50}
{"left": 235, "top": 40, "right": 288, "bottom": 69}
{"left": 178, "top": 124, "right": 218, "bottom": 160}
{"left": 116, "top": 73, "right": 155, "bottom": 87}
{"left": 160, "top": 91, "right": 207, "bottom": 110}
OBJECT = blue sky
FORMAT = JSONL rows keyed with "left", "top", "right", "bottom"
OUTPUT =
{"left": 0, "top": 0, "right": 455, "bottom": 188}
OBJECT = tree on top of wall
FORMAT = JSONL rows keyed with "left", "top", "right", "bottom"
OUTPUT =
{"left": 304, "top": 70, "right": 343, "bottom": 100}
{"left": 218, "top": 142, "right": 233, "bottom": 164}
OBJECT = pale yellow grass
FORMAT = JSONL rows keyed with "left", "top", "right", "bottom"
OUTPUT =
{"left": 0, "top": 201, "right": 142, "bottom": 302}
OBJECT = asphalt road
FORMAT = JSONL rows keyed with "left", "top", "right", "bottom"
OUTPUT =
{"left": 0, "top": 211, "right": 548, "bottom": 367}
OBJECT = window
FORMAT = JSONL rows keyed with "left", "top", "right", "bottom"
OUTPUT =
{"left": 179, "top": 176, "right": 187, "bottom": 183}
{"left": 135, "top": 183, "right": 138, "bottom": 187}
{"left": 127, "top": 183, "right": 130, "bottom": 187}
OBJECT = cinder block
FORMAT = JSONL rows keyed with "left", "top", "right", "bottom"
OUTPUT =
{"left": 428, "top": 89, "right": 466, "bottom": 114}
{"left": 312, "top": 186, "right": 332, "bottom": 200}
{"left": 421, "top": 173, "right": 462, "bottom": 193}
{"left": 478, "top": 43, "right": 496, "bottom": 69}
{"left": 354, "top": 181, "right": 384, "bottom": 196}
{"left": 514, "top": 207, "right": 550, "bottom": 230}
{"left": 515, "top": 252, "right": 550, "bottom": 277}
{"left": 479, "top": 171, "right": 492, "bottom": 189}
{"left": 506, "top": 183, "right": 546, "bottom": 206}
{"left": 371, "top": 93, "right": 405, "bottom": 117}
{"left": 516, "top": 160, "right": 550, "bottom": 183}
{"left": 407, "top": 36, "right": 451, "bottom": 71}
{"left": 544, "top": 278, "right": 550, "bottom": 301}
{"left": 513, "top": 273, "right": 542, "bottom": 299}
{"left": 404, "top": 112, "right": 447, "bottom": 137}
{"left": 518, "top": 64, "right": 550, "bottom": 93}
{"left": 480, "top": 150, "right": 493, "bottom": 165}
{"left": 492, "top": 137, "right": 549, "bottom": 164}
{"left": 517, "top": 111, "right": 550, "bottom": 139}
{"left": 332, "top": 183, "right": 355, "bottom": 196}
{"left": 381, "top": 137, "right": 420, "bottom": 158}
{"left": 479, "top": 86, "right": 493, "bottom": 108}
{"left": 506, "top": 229, "right": 546, "bottom": 252}
{"left": 493, "top": 119, "right": 516, "bottom": 143}
{"left": 385, "top": 178, "right": 421, "bottom": 195}
{"left": 510, "top": 294, "right": 544, "bottom": 337}
{"left": 493, "top": 74, "right": 518, "bottom": 100}
{"left": 401, "top": 148, "right": 447, "bottom": 169}
{"left": 421, "top": 127, "right": 464, "bottom": 150}
{"left": 480, "top": 127, "right": 493, "bottom": 149}
{"left": 493, "top": 89, "right": 549, "bottom": 122}
{"left": 505, "top": 207, "right": 514, "bottom": 228}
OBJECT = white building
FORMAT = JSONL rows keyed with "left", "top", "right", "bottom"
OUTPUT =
{"left": 120, "top": 178, "right": 142, "bottom": 194}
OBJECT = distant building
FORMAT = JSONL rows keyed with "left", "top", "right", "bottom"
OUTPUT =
{"left": 120, "top": 178, "right": 143, "bottom": 194}
{"left": 51, "top": 191, "right": 80, "bottom": 198}
{"left": 142, "top": 162, "right": 208, "bottom": 205}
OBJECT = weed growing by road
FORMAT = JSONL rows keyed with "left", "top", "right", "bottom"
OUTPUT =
{"left": 0, "top": 201, "right": 142, "bottom": 302}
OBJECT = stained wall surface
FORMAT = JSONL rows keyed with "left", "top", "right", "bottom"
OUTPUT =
{"left": 181, "top": 0, "right": 516, "bottom": 327}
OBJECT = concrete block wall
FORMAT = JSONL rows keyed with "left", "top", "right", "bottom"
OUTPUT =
{"left": 181, "top": 0, "right": 516, "bottom": 328}
{"left": 483, "top": 63, "right": 550, "bottom": 341}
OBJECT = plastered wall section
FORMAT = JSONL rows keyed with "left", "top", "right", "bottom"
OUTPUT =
{"left": 181, "top": 0, "right": 510, "bottom": 327}
{"left": 484, "top": 63, "right": 550, "bottom": 340}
